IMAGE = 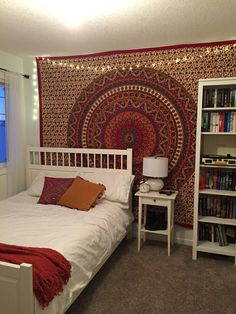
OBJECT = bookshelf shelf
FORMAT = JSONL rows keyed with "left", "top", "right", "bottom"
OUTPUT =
{"left": 198, "top": 216, "right": 236, "bottom": 226}
{"left": 199, "top": 189, "right": 236, "bottom": 197}
{"left": 200, "top": 165, "right": 236, "bottom": 170}
{"left": 192, "top": 77, "right": 236, "bottom": 266}
{"left": 201, "top": 132, "right": 236, "bottom": 135}
{"left": 197, "top": 241, "right": 236, "bottom": 257}
{"left": 202, "top": 107, "right": 236, "bottom": 111}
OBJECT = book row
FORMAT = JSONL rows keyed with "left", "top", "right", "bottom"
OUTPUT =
{"left": 199, "top": 224, "right": 236, "bottom": 246}
{"left": 202, "top": 87, "right": 236, "bottom": 108}
{"left": 199, "top": 169, "right": 236, "bottom": 191}
{"left": 202, "top": 111, "right": 236, "bottom": 133}
{"left": 199, "top": 195, "right": 236, "bottom": 218}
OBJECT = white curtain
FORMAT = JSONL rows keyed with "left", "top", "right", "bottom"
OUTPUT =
{"left": 5, "top": 72, "right": 26, "bottom": 196}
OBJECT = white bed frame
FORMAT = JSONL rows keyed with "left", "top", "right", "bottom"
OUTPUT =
{"left": 0, "top": 146, "right": 133, "bottom": 314}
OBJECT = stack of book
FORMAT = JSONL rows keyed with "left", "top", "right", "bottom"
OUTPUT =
{"left": 198, "top": 195, "right": 236, "bottom": 218}
{"left": 199, "top": 169, "right": 236, "bottom": 191}
{"left": 216, "top": 224, "right": 228, "bottom": 246}
{"left": 202, "top": 111, "right": 236, "bottom": 133}
{"left": 203, "top": 87, "right": 236, "bottom": 108}
{"left": 199, "top": 224, "right": 236, "bottom": 246}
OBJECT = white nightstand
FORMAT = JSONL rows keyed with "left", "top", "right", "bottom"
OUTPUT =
{"left": 135, "top": 190, "right": 178, "bottom": 256}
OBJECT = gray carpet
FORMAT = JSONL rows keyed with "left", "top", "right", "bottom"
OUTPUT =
{"left": 66, "top": 239, "right": 236, "bottom": 314}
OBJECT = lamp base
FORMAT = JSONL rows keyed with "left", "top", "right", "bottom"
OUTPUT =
{"left": 146, "top": 178, "right": 164, "bottom": 191}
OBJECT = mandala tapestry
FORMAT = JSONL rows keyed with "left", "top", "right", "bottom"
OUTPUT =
{"left": 37, "top": 41, "right": 236, "bottom": 226}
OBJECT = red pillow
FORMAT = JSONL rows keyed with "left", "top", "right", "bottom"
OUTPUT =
{"left": 38, "top": 177, "right": 75, "bottom": 205}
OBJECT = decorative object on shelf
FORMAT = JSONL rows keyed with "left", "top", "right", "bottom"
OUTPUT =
{"left": 143, "top": 156, "right": 168, "bottom": 191}
{"left": 201, "top": 154, "right": 236, "bottom": 166}
{"left": 139, "top": 181, "right": 150, "bottom": 193}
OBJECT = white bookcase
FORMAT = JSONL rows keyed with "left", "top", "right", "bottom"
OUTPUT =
{"left": 192, "top": 77, "right": 236, "bottom": 265}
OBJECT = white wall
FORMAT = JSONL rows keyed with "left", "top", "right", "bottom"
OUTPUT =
{"left": 0, "top": 50, "right": 31, "bottom": 199}
{"left": 0, "top": 51, "right": 40, "bottom": 147}
{"left": 23, "top": 57, "right": 40, "bottom": 146}
{"left": 0, "top": 50, "right": 23, "bottom": 73}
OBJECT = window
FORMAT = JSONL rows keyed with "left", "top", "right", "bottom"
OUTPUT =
{"left": 0, "top": 83, "right": 6, "bottom": 163}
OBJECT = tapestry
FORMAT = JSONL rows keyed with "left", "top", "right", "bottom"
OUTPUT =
{"left": 37, "top": 41, "right": 236, "bottom": 227}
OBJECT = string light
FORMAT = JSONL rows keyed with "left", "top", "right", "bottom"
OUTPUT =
{"left": 39, "top": 45, "right": 235, "bottom": 73}
{"left": 32, "top": 59, "right": 39, "bottom": 121}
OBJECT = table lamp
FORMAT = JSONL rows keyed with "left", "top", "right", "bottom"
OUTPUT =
{"left": 142, "top": 156, "right": 168, "bottom": 191}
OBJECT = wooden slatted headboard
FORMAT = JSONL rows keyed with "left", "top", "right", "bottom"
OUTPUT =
{"left": 26, "top": 146, "right": 133, "bottom": 187}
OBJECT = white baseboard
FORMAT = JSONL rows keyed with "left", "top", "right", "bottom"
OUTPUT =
{"left": 132, "top": 223, "right": 193, "bottom": 247}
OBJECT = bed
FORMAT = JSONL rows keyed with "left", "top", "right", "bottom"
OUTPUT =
{"left": 0, "top": 146, "right": 134, "bottom": 314}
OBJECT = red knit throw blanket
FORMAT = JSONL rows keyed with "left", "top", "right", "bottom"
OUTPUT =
{"left": 0, "top": 243, "right": 71, "bottom": 309}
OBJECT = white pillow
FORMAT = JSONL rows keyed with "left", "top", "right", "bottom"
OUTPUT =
{"left": 77, "top": 172, "right": 134, "bottom": 203}
{"left": 27, "top": 172, "right": 77, "bottom": 197}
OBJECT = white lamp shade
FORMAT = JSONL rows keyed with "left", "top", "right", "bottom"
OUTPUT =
{"left": 143, "top": 156, "right": 168, "bottom": 178}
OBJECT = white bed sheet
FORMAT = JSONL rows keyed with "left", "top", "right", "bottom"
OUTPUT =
{"left": 1, "top": 192, "right": 133, "bottom": 314}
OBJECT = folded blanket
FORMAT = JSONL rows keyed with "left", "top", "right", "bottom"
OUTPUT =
{"left": 0, "top": 242, "right": 71, "bottom": 309}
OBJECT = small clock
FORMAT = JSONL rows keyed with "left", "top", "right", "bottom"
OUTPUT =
{"left": 139, "top": 182, "right": 150, "bottom": 193}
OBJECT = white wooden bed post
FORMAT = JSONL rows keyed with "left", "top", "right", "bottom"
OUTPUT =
{"left": 0, "top": 262, "right": 34, "bottom": 314}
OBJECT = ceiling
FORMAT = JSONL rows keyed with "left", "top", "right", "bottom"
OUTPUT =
{"left": 0, "top": 0, "right": 236, "bottom": 58}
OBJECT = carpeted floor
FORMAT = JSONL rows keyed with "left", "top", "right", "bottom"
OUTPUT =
{"left": 66, "top": 239, "right": 236, "bottom": 314}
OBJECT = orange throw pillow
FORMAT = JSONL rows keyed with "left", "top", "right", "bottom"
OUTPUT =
{"left": 57, "top": 176, "right": 106, "bottom": 211}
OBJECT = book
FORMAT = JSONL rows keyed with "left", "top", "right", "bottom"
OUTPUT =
{"left": 214, "top": 113, "right": 220, "bottom": 132}
{"left": 230, "top": 88, "right": 235, "bottom": 107}
{"left": 217, "top": 88, "right": 224, "bottom": 107}
{"left": 231, "top": 112, "right": 236, "bottom": 133}
{"left": 230, "top": 111, "right": 234, "bottom": 133}
{"left": 219, "top": 111, "right": 225, "bottom": 132}
{"left": 216, "top": 224, "right": 228, "bottom": 246}
{"left": 223, "top": 89, "right": 230, "bottom": 107}
{"left": 202, "top": 112, "right": 210, "bottom": 131}
{"left": 212, "top": 88, "right": 218, "bottom": 107}
{"left": 226, "top": 111, "right": 231, "bottom": 132}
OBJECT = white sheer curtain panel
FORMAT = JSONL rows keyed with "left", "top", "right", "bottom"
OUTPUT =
{"left": 5, "top": 72, "right": 26, "bottom": 196}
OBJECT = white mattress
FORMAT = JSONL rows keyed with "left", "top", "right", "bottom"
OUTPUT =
{"left": 1, "top": 192, "right": 133, "bottom": 314}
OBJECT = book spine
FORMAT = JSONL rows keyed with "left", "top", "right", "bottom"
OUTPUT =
{"left": 219, "top": 111, "right": 225, "bottom": 132}
{"left": 215, "top": 113, "right": 220, "bottom": 132}
{"left": 216, "top": 224, "right": 224, "bottom": 246}
{"left": 217, "top": 89, "right": 224, "bottom": 107}
{"left": 232, "top": 112, "right": 236, "bottom": 133}
{"left": 226, "top": 111, "right": 231, "bottom": 132}
{"left": 213, "top": 88, "right": 218, "bottom": 107}
{"left": 223, "top": 89, "right": 230, "bottom": 107}
{"left": 230, "top": 88, "right": 235, "bottom": 107}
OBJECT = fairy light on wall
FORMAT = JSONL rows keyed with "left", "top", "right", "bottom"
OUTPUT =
{"left": 38, "top": 44, "right": 236, "bottom": 75}
{"left": 32, "top": 60, "right": 39, "bottom": 121}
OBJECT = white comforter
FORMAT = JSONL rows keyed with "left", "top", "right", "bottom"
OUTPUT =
{"left": 1, "top": 192, "right": 133, "bottom": 314}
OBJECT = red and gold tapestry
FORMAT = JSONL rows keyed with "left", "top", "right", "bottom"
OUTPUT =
{"left": 37, "top": 41, "right": 236, "bottom": 227}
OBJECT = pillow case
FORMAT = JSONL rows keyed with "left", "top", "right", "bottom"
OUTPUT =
{"left": 27, "top": 172, "right": 77, "bottom": 197}
{"left": 77, "top": 172, "right": 134, "bottom": 203}
{"left": 58, "top": 176, "right": 106, "bottom": 211}
{"left": 38, "top": 177, "right": 75, "bottom": 205}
